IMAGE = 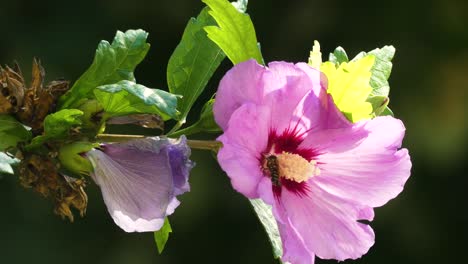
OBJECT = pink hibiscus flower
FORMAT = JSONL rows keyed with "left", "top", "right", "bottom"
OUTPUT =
{"left": 213, "top": 59, "right": 411, "bottom": 263}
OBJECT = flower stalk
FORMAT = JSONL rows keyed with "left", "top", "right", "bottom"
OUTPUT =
{"left": 96, "top": 134, "right": 222, "bottom": 151}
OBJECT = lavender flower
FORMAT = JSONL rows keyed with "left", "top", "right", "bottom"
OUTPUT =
{"left": 86, "top": 136, "right": 193, "bottom": 232}
{"left": 213, "top": 60, "right": 411, "bottom": 263}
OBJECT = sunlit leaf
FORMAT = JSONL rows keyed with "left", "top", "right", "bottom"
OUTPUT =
{"left": 203, "top": 0, "right": 263, "bottom": 65}
{"left": 0, "top": 152, "right": 19, "bottom": 175}
{"left": 321, "top": 55, "right": 375, "bottom": 122}
{"left": 352, "top": 46, "right": 395, "bottom": 116}
{"left": 58, "top": 29, "right": 150, "bottom": 109}
{"left": 167, "top": 7, "right": 225, "bottom": 127}
{"left": 154, "top": 217, "right": 172, "bottom": 254}
{"left": 232, "top": 0, "right": 248, "bottom": 12}
{"left": 95, "top": 80, "right": 178, "bottom": 121}
{"left": 249, "top": 199, "right": 283, "bottom": 260}
{"left": 308, "top": 40, "right": 322, "bottom": 69}
{"left": 352, "top": 45, "right": 395, "bottom": 97}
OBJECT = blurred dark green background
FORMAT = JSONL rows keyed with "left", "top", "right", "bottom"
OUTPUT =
{"left": 0, "top": 0, "right": 466, "bottom": 263}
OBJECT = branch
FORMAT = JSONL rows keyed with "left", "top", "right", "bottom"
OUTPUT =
{"left": 96, "top": 134, "right": 222, "bottom": 151}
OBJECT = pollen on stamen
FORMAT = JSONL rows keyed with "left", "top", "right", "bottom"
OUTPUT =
{"left": 277, "top": 152, "right": 320, "bottom": 183}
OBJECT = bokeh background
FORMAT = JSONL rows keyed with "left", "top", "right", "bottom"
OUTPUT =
{"left": 0, "top": 0, "right": 466, "bottom": 263}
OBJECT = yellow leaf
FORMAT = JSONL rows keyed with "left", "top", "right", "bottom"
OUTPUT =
{"left": 321, "top": 55, "right": 375, "bottom": 122}
{"left": 308, "top": 40, "right": 322, "bottom": 69}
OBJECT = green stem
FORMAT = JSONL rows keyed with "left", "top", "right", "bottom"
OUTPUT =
{"left": 168, "top": 123, "right": 202, "bottom": 138}
{"left": 184, "top": 139, "right": 221, "bottom": 151}
{"left": 166, "top": 120, "right": 185, "bottom": 136}
{"left": 96, "top": 134, "right": 221, "bottom": 151}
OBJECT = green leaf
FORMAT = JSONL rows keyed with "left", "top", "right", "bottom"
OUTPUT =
{"left": 167, "top": 7, "right": 225, "bottom": 127}
{"left": 170, "top": 98, "right": 221, "bottom": 136}
{"left": 44, "top": 109, "right": 83, "bottom": 138}
{"left": 0, "top": 152, "right": 19, "bottom": 175}
{"left": 366, "top": 95, "right": 390, "bottom": 116}
{"left": 154, "top": 217, "right": 172, "bottom": 254}
{"left": 58, "top": 29, "right": 150, "bottom": 109}
{"left": 28, "top": 109, "right": 83, "bottom": 148}
{"left": 95, "top": 80, "right": 179, "bottom": 120}
{"left": 190, "top": 98, "right": 220, "bottom": 133}
{"left": 249, "top": 199, "right": 283, "bottom": 260}
{"left": 0, "top": 115, "right": 31, "bottom": 151}
{"left": 352, "top": 46, "right": 395, "bottom": 117}
{"left": 203, "top": 0, "right": 263, "bottom": 65}
{"left": 329, "top": 46, "right": 349, "bottom": 65}
{"left": 352, "top": 46, "right": 395, "bottom": 97}
{"left": 381, "top": 106, "right": 394, "bottom": 116}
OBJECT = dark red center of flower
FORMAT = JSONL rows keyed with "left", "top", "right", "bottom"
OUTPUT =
{"left": 261, "top": 128, "right": 319, "bottom": 199}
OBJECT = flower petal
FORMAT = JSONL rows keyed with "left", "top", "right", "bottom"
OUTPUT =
{"left": 217, "top": 103, "right": 271, "bottom": 198}
{"left": 87, "top": 136, "right": 193, "bottom": 232}
{"left": 213, "top": 59, "right": 267, "bottom": 130}
{"left": 278, "top": 215, "right": 315, "bottom": 264}
{"left": 166, "top": 138, "right": 193, "bottom": 195}
{"left": 270, "top": 196, "right": 314, "bottom": 263}
{"left": 213, "top": 60, "right": 336, "bottom": 132}
{"left": 257, "top": 179, "right": 315, "bottom": 264}
{"left": 279, "top": 182, "right": 375, "bottom": 261}
{"left": 263, "top": 62, "right": 323, "bottom": 133}
{"left": 313, "top": 116, "right": 412, "bottom": 207}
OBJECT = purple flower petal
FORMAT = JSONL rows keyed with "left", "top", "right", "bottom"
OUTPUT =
{"left": 87, "top": 136, "right": 193, "bottom": 232}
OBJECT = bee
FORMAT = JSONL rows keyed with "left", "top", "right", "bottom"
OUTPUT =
{"left": 264, "top": 155, "right": 281, "bottom": 187}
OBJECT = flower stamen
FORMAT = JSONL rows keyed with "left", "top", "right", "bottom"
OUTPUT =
{"left": 277, "top": 152, "right": 320, "bottom": 183}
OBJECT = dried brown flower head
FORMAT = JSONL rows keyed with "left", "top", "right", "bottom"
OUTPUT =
{"left": 18, "top": 153, "right": 88, "bottom": 222}
{"left": 0, "top": 58, "right": 69, "bottom": 133}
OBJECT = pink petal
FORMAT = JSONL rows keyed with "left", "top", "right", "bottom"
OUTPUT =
{"left": 217, "top": 103, "right": 271, "bottom": 198}
{"left": 263, "top": 62, "right": 322, "bottom": 133}
{"left": 278, "top": 216, "right": 315, "bottom": 264}
{"left": 266, "top": 63, "right": 350, "bottom": 138}
{"left": 213, "top": 59, "right": 267, "bottom": 130}
{"left": 257, "top": 179, "right": 315, "bottom": 264}
{"left": 214, "top": 60, "right": 342, "bottom": 132}
{"left": 273, "top": 199, "right": 315, "bottom": 264}
{"left": 278, "top": 182, "right": 375, "bottom": 261}
{"left": 312, "top": 116, "right": 412, "bottom": 207}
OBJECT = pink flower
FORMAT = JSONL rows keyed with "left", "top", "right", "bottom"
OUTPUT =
{"left": 213, "top": 59, "right": 411, "bottom": 263}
